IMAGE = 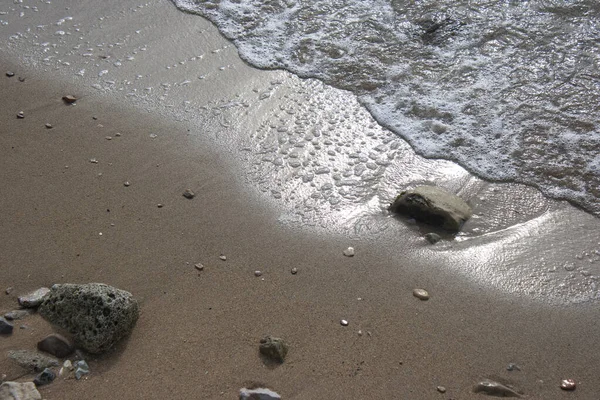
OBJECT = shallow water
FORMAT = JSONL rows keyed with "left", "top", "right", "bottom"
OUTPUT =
{"left": 172, "top": 0, "right": 600, "bottom": 216}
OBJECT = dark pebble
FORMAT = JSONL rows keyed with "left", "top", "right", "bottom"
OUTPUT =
{"left": 424, "top": 232, "right": 441, "bottom": 244}
{"left": 182, "top": 189, "right": 195, "bottom": 199}
{"left": 16, "top": 112, "right": 24, "bottom": 119}
{"left": 0, "top": 317, "right": 13, "bottom": 334}
{"left": 18, "top": 77, "right": 25, "bottom": 82}
{"left": 33, "top": 368, "right": 56, "bottom": 386}
{"left": 37, "top": 334, "right": 75, "bottom": 358}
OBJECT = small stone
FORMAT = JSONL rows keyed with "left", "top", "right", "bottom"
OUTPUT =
{"left": 18, "top": 287, "right": 50, "bottom": 308}
{"left": 16, "top": 111, "right": 24, "bottom": 119}
{"left": 5, "top": 287, "right": 13, "bottom": 294}
{"left": 291, "top": 267, "right": 298, "bottom": 275}
{"left": 239, "top": 387, "right": 281, "bottom": 400}
{"left": 413, "top": 288, "right": 430, "bottom": 300}
{"left": 182, "top": 189, "right": 195, "bottom": 199}
{"left": 343, "top": 247, "right": 355, "bottom": 257}
{"left": 6, "top": 71, "right": 15, "bottom": 77}
{"left": 194, "top": 263, "right": 204, "bottom": 271}
{"left": 560, "top": 379, "right": 576, "bottom": 391}
{"left": 4, "top": 309, "right": 32, "bottom": 321}
{"left": 37, "top": 334, "right": 75, "bottom": 358}
{"left": 0, "top": 382, "right": 42, "bottom": 400}
{"left": 45, "top": 123, "right": 53, "bottom": 129}
{"left": 259, "top": 336, "right": 288, "bottom": 362}
{"left": 105, "top": 136, "right": 112, "bottom": 140}
{"left": 115, "top": 132, "right": 121, "bottom": 137}
{"left": 473, "top": 379, "right": 521, "bottom": 397}
{"left": 0, "top": 317, "right": 13, "bottom": 334}
{"left": 424, "top": 233, "right": 441, "bottom": 244}
{"left": 340, "top": 319, "right": 349, "bottom": 326}
{"left": 90, "top": 158, "right": 98, "bottom": 164}
{"left": 33, "top": 368, "right": 56, "bottom": 386}
{"left": 74, "top": 360, "right": 90, "bottom": 380}
{"left": 8, "top": 350, "right": 59, "bottom": 372}
{"left": 219, "top": 254, "right": 227, "bottom": 261}
{"left": 507, "top": 363, "right": 521, "bottom": 371}
{"left": 124, "top": 181, "right": 130, "bottom": 187}
{"left": 254, "top": 270, "right": 263, "bottom": 277}
{"left": 436, "top": 386, "right": 446, "bottom": 393}
{"left": 18, "top": 77, "right": 25, "bottom": 82}
{"left": 59, "top": 360, "right": 74, "bottom": 377}
{"left": 62, "top": 95, "right": 77, "bottom": 104}
{"left": 157, "top": 203, "right": 163, "bottom": 208}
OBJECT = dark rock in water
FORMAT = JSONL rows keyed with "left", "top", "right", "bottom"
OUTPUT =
{"left": 74, "top": 360, "right": 90, "bottom": 380}
{"left": 473, "top": 379, "right": 521, "bottom": 397}
{"left": 259, "top": 336, "right": 288, "bottom": 363}
{"left": 239, "top": 387, "right": 281, "bottom": 400}
{"left": 0, "top": 317, "right": 13, "bottom": 334}
{"left": 4, "top": 309, "right": 33, "bottom": 321}
{"left": 8, "top": 350, "right": 59, "bottom": 372}
{"left": 18, "top": 288, "right": 50, "bottom": 308}
{"left": 37, "top": 334, "right": 74, "bottom": 358}
{"left": 390, "top": 186, "right": 472, "bottom": 232}
{"left": 424, "top": 232, "right": 441, "bottom": 244}
{"left": 0, "top": 381, "right": 42, "bottom": 400}
{"left": 33, "top": 368, "right": 56, "bottom": 386}
{"left": 38, "top": 283, "right": 139, "bottom": 354}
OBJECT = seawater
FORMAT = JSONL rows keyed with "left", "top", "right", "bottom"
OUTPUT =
{"left": 172, "top": 0, "right": 600, "bottom": 216}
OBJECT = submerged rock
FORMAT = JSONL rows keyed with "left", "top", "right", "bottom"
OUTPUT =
{"left": 37, "top": 334, "right": 74, "bottom": 358}
{"left": 239, "top": 387, "right": 281, "bottom": 400}
{"left": 424, "top": 233, "right": 441, "bottom": 244}
{"left": 18, "top": 288, "right": 50, "bottom": 308}
{"left": 473, "top": 379, "right": 521, "bottom": 397}
{"left": 259, "top": 336, "right": 288, "bottom": 363}
{"left": 7, "top": 350, "right": 59, "bottom": 372}
{"left": 38, "top": 283, "right": 139, "bottom": 354}
{"left": 0, "top": 382, "right": 42, "bottom": 400}
{"left": 390, "top": 186, "right": 472, "bottom": 232}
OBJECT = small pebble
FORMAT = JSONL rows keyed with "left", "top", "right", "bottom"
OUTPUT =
{"left": 33, "top": 368, "right": 56, "bottom": 386}
{"left": 507, "top": 363, "right": 521, "bottom": 371}
{"left": 340, "top": 319, "right": 349, "bottom": 326}
{"left": 157, "top": 204, "right": 164, "bottom": 208}
{"left": 254, "top": 270, "right": 263, "bottom": 277}
{"left": 291, "top": 267, "right": 298, "bottom": 275}
{"left": 182, "top": 189, "right": 195, "bottom": 199}
{"left": 194, "top": 263, "right": 204, "bottom": 271}
{"left": 16, "top": 111, "right": 24, "bottom": 119}
{"left": 105, "top": 136, "right": 112, "bottom": 140}
{"left": 5, "top": 287, "right": 13, "bottom": 295}
{"left": 45, "top": 123, "right": 53, "bottom": 129}
{"left": 115, "top": 132, "right": 122, "bottom": 137}
{"left": 560, "top": 379, "right": 576, "bottom": 391}
{"left": 343, "top": 247, "right": 355, "bottom": 257}
{"left": 62, "top": 95, "right": 77, "bottom": 104}
{"left": 436, "top": 386, "right": 446, "bottom": 393}
{"left": 18, "top": 77, "right": 25, "bottom": 82}
{"left": 6, "top": 71, "right": 15, "bottom": 77}
{"left": 413, "top": 288, "right": 430, "bottom": 300}
{"left": 90, "top": 158, "right": 98, "bottom": 164}
{"left": 74, "top": 360, "right": 90, "bottom": 380}
{"left": 219, "top": 255, "right": 227, "bottom": 261}
{"left": 123, "top": 181, "right": 130, "bottom": 187}
{"left": 425, "top": 232, "right": 441, "bottom": 244}
{"left": 0, "top": 317, "right": 13, "bottom": 334}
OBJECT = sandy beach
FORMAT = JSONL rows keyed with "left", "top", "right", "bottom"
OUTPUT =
{"left": 1, "top": 1, "right": 600, "bottom": 399}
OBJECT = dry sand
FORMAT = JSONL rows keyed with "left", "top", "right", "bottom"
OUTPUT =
{"left": 1, "top": 1, "right": 600, "bottom": 399}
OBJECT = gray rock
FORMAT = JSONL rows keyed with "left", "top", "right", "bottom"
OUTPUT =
{"left": 17, "top": 288, "right": 50, "bottom": 308}
{"left": 37, "top": 334, "right": 74, "bottom": 358}
{"left": 424, "top": 233, "right": 441, "bottom": 244}
{"left": 7, "top": 350, "right": 59, "bottom": 372}
{"left": 4, "top": 310, "right": 32, "bottom": 321}
{"left": 390, "top": 186, "right": 472, "bottom": 232}
{"left": 38, "top": 283, "right": 139, "bottom": 354}
{"left": 259, "top": 336, "right": 288, "bottom": 363}
{"left": 74, "top": 360, "right": 90, "bottom": 380}
{"left": 182, "top": 189, "right": 195, "bottom": 199}
{"left": 0, "top": 317, "right": 13, "bottom": 334}
{"left": 33, "top": 368, "right": 55, "bottom": 387}
{"left": 473, "top": 379, "right": 521, "bottom": 397}
{"left": 0, "top": 382, "right": 42, "bottom": 400}
{"left": 239, "top": 387, "right": 281, "bottom": 400}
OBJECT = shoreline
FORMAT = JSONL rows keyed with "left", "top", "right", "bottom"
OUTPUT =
{"left": 1, "top": 1, "right": 600, "bottom": 399}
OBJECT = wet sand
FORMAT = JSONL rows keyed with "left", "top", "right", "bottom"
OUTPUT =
{"left": 1, "top": 1, "right": 600, "bottom": 399}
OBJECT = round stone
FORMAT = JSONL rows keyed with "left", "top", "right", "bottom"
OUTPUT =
{"left": 254, "top": 270, "right": 263, "bottom": 277}
{"left": 436, "top": 386, "right": 446, "bottom": 393}
{"left": 291, "top": 268, "right": 298, "bottom": 275}
{"left": 343, "top": 247, "right": 355, "bottom": 257}
{"left": 413, "top": 288, "right": 430, "bottom": 300}
{"left": 123, "top": 181, "right": 130, "bottom": 187}
{"left": 560, "top": 379, "right": 576, "bottom": 391}
{"left": 340, "top": 319, "right": 349, "bottom": 326}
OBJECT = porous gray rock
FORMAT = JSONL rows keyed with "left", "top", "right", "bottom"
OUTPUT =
{"left": 0, "top": 317, "right": 13, "bottom": 334}
{"left": 7, "top": 350, "right": 59, "bottom": 372}
{"left": 37, "top": 334, "right": 74, "bottom": 358}
{"left": 0, "top": 382, "right": 42, "bottom": 400}
{"left": 239, "top": 387, "right": 281, "bottom": 400}
{"left": 17, "top": 288, "right": 50, "bottom": 308}
{"left": 390, "top": 186, "right": 472, "bottom": 232}
{"left": 38, "top": 283, "right": 139, "bottom": 354}
{"left": 259, "top": 336, "right": 288, "bottom": 363}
